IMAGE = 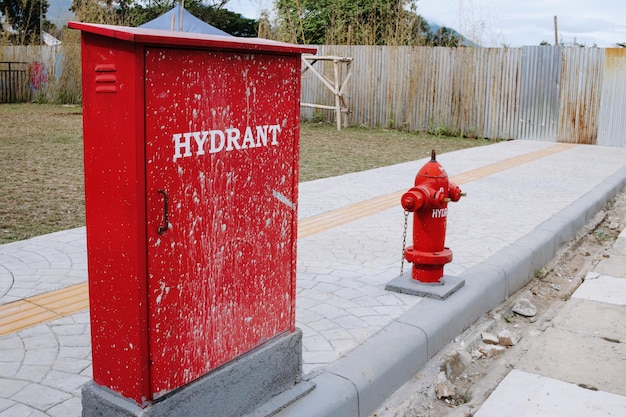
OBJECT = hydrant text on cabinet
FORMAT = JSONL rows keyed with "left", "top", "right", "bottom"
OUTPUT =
{"left": 173, "top": 124, "right": 282, "bottom": 162}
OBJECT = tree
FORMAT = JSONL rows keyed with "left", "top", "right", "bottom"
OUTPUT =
{"left": 184, "top": 1, "right": 257, "bottom": 37}
{"left": 257, "top": 9, "right": 272, "bottom": 38}
{"left": 71, "top": 0, "right": 257, "bottom": 37}
{"left": 274, "top": 0, "right": 427, "bottom": 45}
{"left": 616, "top": 42, "right": 626, "bottom": 48}
{"left": 70, "top": 0, "right": 131, "bottom": 25}
{"left": 0, "top": 0, "right": 49, "bottom": 44}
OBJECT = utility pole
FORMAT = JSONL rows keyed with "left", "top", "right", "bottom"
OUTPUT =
{"left": 40, "top": 0, "right": 43, "bottom": 45}
{"left": 554, "top": 15, "right": 558, "bottom": 46}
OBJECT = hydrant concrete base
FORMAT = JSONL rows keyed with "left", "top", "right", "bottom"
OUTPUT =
{"left": 81, "top": 329, "right": 314, "bottom": 417}
{"left": 385, "top": 272, "right": 465, "bottom": 300}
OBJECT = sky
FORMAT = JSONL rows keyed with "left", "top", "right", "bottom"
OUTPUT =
{"left": 226, "top": 0, "right": 626, "bottom": 47}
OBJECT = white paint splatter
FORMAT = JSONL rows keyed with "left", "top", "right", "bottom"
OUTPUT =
{"left": 272, "top": 190, "right": 296, "bottom": 210}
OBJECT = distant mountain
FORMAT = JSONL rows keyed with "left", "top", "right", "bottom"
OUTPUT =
{"left": 429, "top": 21, "right": 479, "bottom": 47}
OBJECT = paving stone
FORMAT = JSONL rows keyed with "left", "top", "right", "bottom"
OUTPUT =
{"left": 13, "top": 365, "right": 50, "bottom": 383}
{"left": 345, "top": 306, "right": 378, "bottom": 317}
{"left": 303, "top": 334, "right": 334, "bottom": 352}
{"left": 307, "top": 318, "right": 338, "bottom": 332}
{"left": 0, "top": 378, "right": 29, "bottom": 397}
{"left": 360, "top": 315, "right": 393, "bottom": 327}
{"left": 42, "top": 370, "right": 91, "bottom": 393}
{"left": 0, "top": 348, "right": 25, "bottom": 363}
{"left": 329, "top": 338, "right": 355, "bottom": 353}
{"left": 57, "top": 346, "right": 91, "bottom": 360}
{"left": 0, "top": 362, "right": 21, "bottom": 378}
{"left": 323, "top": 296, "right": 361, "bottom": 310}
{"left": 23, "top": 349, "right": 57, "bottom": 366}
{"left": 553, "top": 298, "right": 626, "bottom": 342}
{"left": 79, "top": 365, "right": 92, "bottom": 378}
{"left": 475, "top": 370, "right": 626, "bottom": 417}
{"left": 57, "top": 335, "right": 90, "bottom": 348}
{"left": 517, "top": 325, "right": 626, "bottom": 396}
{"left": 335, "top": 315, "right": 368, "bottom": 329}
{"left": 47, "top": 396, "right": 82, "bottom": 417}
{"left": 574, "top": 274, "right": 626, "bottom": 305}
{"left": 0, "top": 403, "right": 48, "bottom": 417}
{"left": 318, "top": 303, "right": 350, "bottom": 320}
{"left": 53, "top": 358, "right": 92, "bottom": 375}
{"left": 22, "top": 333, "right": 57, "bottom": 350}
{"left": 11, "top": 383, "right": 72, "bottom": 411}
{"left": 0, "top": 398, "right": 14, "bottom": 413}
{"left": 17, "top": 326, "right": 50, "bottom": 338}
{"left": 49, "top": 324, "right": 87, "bottom": 337}
{"left": 302, "top": 350, "right": 341, "bottom": 366}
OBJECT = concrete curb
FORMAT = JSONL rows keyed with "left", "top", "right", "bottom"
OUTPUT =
{"left": 277, "top": 166, "right": 626, "bottom": 417}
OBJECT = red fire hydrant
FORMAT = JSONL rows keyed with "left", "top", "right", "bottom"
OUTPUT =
{"left": 401, "top": 150, "right": 464, "bottom": 284}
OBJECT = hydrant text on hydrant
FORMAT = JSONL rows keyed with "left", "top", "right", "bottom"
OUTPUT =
{"left": 431, "top": 208, "right": 448, "bottom": 218}
{"left": 172, "top": 124, "right": 282, "bottom": 161}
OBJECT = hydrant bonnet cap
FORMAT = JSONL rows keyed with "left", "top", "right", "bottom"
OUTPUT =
{"left": 416, "top": 149, "right": 447, "bottom": 180}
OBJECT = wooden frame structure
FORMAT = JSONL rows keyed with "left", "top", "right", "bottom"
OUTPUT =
{"left": 301, "top": 55, "right": 353, "bottom": 130}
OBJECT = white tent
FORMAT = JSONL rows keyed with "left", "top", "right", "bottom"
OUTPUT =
{"left": 139, "top": 4, "right": 231, "bottom": 36}
{"left": 43, "top": 32, "right": 62, "bottom": 46}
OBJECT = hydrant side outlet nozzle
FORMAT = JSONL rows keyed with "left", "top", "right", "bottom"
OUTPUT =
{"left": 401, "top": 186, "right": 429, "bottom": 212}
{"left": 448, "top": 181, "right": 463, "bottom": 202}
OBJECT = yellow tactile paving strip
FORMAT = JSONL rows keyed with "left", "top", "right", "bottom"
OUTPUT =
{"left": 0, "top": 143, "right": 576, "bottom": 337}
{"left": 298, "top": 143, "right": 576, "bottom": 238}
{"left": 0, "top": 282, "right": 89, "bottom": 336}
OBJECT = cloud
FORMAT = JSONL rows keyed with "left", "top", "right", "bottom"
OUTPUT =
{"left": 416, "top": 0, "right": 626, "bottom": 46}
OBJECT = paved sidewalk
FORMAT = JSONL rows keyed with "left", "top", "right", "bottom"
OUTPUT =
{"left": 474, "top": 226, "right": 626, "bottom": 417}
{"left": 1, "top": 140, "right": 626, "bottom": 417}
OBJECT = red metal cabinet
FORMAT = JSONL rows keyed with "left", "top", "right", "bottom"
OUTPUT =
{"left": 70, "top": 22, "right": 315, "bottom": 406}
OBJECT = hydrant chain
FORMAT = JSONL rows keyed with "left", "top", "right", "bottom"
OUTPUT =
{"left": 400, "top": 210, "right": 409, "bottom": 276}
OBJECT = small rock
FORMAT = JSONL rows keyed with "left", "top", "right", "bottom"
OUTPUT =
{"left": 440, "top": 351, "right": 472, "bottom": 379}
{"left": 481, "top": 332, "right": 499, "bottom": 345}
{"left": 470, "top": 349, "right": 483, "bottom": 359}
{"left": 609, "top": 221, "right": 619, "bottom": 230}
{"left": 498, "top": 329, "right": 520, "bottom": 346}
{"left": 435, "top": 382, "right": 456, "bottom": 399}
{"left": 550, "top": 284, "right": 562, "bottom": 291}
{"left": 512, "top": 298, "right": 537, "bottom": 317}
{"left": 479, "top": 344, "right": 506, "bottom": 358}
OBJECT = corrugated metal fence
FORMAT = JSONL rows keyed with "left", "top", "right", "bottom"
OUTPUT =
{"left": 301, "top": 45, "right": 626, "bottom": 147}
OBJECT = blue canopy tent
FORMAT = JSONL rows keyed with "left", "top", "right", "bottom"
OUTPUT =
{"left": 139, "top": 4, "right": 231, "bottom": 36}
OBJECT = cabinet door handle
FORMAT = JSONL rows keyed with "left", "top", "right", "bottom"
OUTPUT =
{"left": 157, "top": 189, "right": 169, "bottom": 234}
